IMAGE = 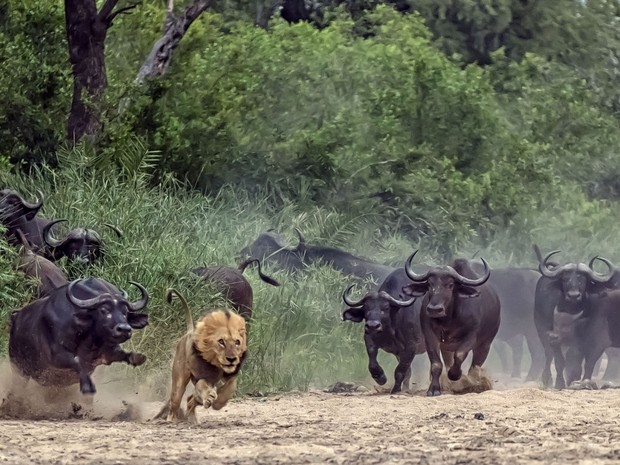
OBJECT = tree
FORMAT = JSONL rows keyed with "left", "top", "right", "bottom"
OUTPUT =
{"left": 64, "top": 0, "right": 139, "bottom": 143}
{"left": 136, "top": 0, "right": 210, "bottom": 83}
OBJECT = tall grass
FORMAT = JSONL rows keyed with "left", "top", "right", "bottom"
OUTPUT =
{"left": 2, "top": 149, "right": 620, "bottom": 395}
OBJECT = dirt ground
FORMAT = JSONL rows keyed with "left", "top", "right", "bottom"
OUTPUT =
{"left": 0, "top": 376, "right": 620, "bottom": 465}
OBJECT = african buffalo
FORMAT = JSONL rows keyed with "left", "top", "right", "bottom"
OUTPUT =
{"left": 342, "top": 268, "right": 424, "bottom": 393}
{"left": 7, "top": 278, "right": 149, "bottom": 396}
{"left": 43, "top": 219, "right": 122, "bottom": 264}
{"left": 470, "top": 260, "right": 544, "bottom": 381}
{"left": 192, "top": 258, "right": 280, "bottom": 321}
{"left": 404, "top": 252, "right": 500, "bottom": 396}
{"left": 0, "top": 189, "right": 48, "bottom": 250}
{"left": 15, "top": 229, "right": 68, "bottom": 298}
{"left": 237, "top": 229, "right": 305, "bottom": 272}
{"left": 239, "top": 228, "right": 395, "bottom": 283}
{"left": 534, "top": 251, "right": 615, "bottom": 389}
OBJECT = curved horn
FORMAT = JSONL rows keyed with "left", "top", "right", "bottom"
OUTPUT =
{"left": 378, "top": 291, "right": 416, "bottom": 308}
{"left": 447, "top": 258, "right": 491, "bottom": 286}
{"left": 67, "top": 279, "right": 113, "bottom": 309}
{"left": 294, "top": 227, "right": 306, "bottom": 247}
{"left": 539, "top": 250, "right": 564, "bottom": 278}
{"left": 585, "top": 256, "right": 614, "bottom": 283}
{"left": 404, "top": 250, "right": 430, "bottom": 282}
{"left": 342, "top": 284, "right": 366, "bottom": 308}
{"left": 128, "top": 281, "right": 149, "bottom": 311}
{"left": 103, "top": 223, "right": 123, "bottom": 238}
{"left": 21, "top": 190, "right": 44, "bottom": 211}
{"left": 43, "top": 219, "right": 69, "bottom": 249}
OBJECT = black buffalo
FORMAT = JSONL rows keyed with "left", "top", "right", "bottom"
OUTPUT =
{"left": 404, "top": 252, "right": 501, "bottom": 396}
{"left": 342, "top": 268, "right": 424, "bottom": 393}
{"left": 239, "top": 228, "right": 395, "bottom": 283}
{"left": 0, "top": 189, "right": 48, "bottom": 250}
{"left": 8, "top": 278, "right": 149, "bottom": 396}
{"left": 470, "top": 261, "right": 544, "bottom": 381}
{"left": 43, "top": 219, "right": 122, "bottom": 264}
{"left": 534, "top": 251, "right": 615, "bottom": 389}
{"left": 192, "top": 258, "right": 280, "bottom": 321}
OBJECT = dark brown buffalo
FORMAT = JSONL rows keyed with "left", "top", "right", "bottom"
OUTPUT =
{"left": 237, "top": 229, "right": 306, "bottom": 272}
{"left": 192, "top": 258, "right": 280, "bottom": 321}
{"left": 7, "top": 278, "right": 149, "bottom": 397}
{"left": 534, "top": 251, "right": 615, "bottom": 388}
{"left": 0, "top": 189, "right": 49, "bottom": 250}
{"left": 43, "top": 219, "right": 122, "bottom": 265}
{"left": 403, "top": 252, "right": 500, "bottom": 396}
{"left": 15, "top": 229, "right": 68, "bottom": 298}
{"left": 342, "top": 268, "right": 425, "bottom": 393}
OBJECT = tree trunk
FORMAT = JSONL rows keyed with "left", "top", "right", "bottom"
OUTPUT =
{"left": 136, "top": 0, "right": 210, "bottom": 83}
{"left": 64, "top": 0, "right": 113, "bottom": 143}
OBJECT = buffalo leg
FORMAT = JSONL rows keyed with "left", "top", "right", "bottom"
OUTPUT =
{"left": 425, "top": 335, "right": 443, "bottom": 397}
{"left": 447, "top": 337, "right": 477, "bottom": 382}
{"left": 565, "top": 345, "right": 583, "bottom": 385}
{"left": 102, "top": 346, "right": 147, "bottom": 367}
{"left": 603, "top": 348, "right": 620, "bottom": 381}
{"left": 551, "top": 345, "right": 567, "bottom": 389}
{"left": 392, "top": 351, "right": 415, "bottom": 394}
{"left": 507, "top": 336, "right": 523, "bottom": 378}
{"left": 470, "top": 341, "right": 493, "bottom": 371}
{"left": 525, "top": 332, "right": 545, "bottom": 382}
{"left": 582, "top": 345, "right": 607, "bottom": 383}
{"left": 364, "top": 334, "right": 387, "bottom": 385}
{"left": 50, "top": 350, "right": 96, "bottom": 394}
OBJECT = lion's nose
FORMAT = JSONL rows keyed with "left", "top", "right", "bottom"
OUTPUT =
{"left": 226, "top": 356, "right": 237, "bottom": 363}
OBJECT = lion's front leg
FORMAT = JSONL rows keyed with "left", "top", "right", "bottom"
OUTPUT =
{"left": 212, "top": 377, "right": 238, "bottom": 410}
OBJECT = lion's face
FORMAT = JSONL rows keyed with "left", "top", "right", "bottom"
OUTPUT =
{"left": 194, "top": 310, "right": 247, "bottom": 374}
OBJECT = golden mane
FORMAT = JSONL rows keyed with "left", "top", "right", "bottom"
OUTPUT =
{"left": 193, "top": 309, "right": 247, "bottom": 369}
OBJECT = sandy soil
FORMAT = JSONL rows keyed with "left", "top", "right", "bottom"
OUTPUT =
{"left": 0, "top": 378, "right": 620, "bottom": 465}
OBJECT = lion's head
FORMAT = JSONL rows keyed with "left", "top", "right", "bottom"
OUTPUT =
{"left": 194, "top": 309, "right": 247, "bottom": 374}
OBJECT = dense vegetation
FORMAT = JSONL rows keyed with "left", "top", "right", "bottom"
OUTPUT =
{"left": 0, "top": 0, "right": 619, "bottom": 392}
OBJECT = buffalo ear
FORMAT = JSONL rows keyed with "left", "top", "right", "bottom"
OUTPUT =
{"left": 402, "top": 283, "right": 428, "bottom": 297}
{"left": 456, "top": 285, "right": 480, "bottom": 299}
{"left": 127, "top": 312, "right": 149, "bottom": 329}
{"left": 343, "top": 308, "right": 365, "bottom": 323}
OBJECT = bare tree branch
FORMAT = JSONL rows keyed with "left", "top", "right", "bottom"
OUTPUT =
{"left": 136, "top": 0, "right": 210, "bottom": 83}
{"left": 108, "top": 1, "right": 141, "bottom": 25}
{"left": 97, "top": 0, "right": 120, "bottom": 22}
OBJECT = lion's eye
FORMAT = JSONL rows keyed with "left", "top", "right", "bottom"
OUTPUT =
{"left": 218, "top": 339, "right": 225, "bottom": 347}
{"left": 235, "top": 339, "right": 241, "bottom": 346}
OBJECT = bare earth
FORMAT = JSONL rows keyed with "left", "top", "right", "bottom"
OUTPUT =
{"left": 0, "top": 383, "right": 619, "bottom": 465}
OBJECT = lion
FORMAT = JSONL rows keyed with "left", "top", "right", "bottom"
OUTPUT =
{"left": 154, "top": 288, "right": 247, "bottom": 424}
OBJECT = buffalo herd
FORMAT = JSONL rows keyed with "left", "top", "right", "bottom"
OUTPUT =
{"left": 1, "top": 187, "right": 620, "bottom": 418}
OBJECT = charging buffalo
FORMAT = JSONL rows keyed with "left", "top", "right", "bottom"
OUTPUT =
{"left": 7, "top": 278, "right": 149, "bottom": 399}
{"left": 404, "top": 252, "right": 500, "bottom": 396}
{"left": 342, "top": 268, "right": 424, "bottom": 393}
{"left": 0, "top": 189, "right": 48, "bottom": 250}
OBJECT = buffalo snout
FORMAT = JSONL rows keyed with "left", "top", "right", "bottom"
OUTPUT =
{"left": 566, "top": 290, "right": 582, "bottom": 301}
{"left": 114, "top": 323, "right": 132, "bottom": 339}
{"left": 426, "top": 303, "right": 447, "bottom": 318}
{"left": 365, "top": 320, "right": 382, "bottom": 333}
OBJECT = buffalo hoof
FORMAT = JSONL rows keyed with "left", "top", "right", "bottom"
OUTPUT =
{"left": 128, "top": 353, "right": 147, "bottom": 367}
{"left": 447, "top": 367, "right": 462, "bottom": 382}
{"left": 390, "top": 386, "right": 402, "bottom": 395}
{"left": 79, "top": 379, "right": 96, "bottom": 395}
{"left": 372, "top": 373, "right": 388, "bottom": 386}
{"left": 426, "top": 387, "right": 441, "bottom": 397}
{"left": 568, "top": 379, "right": 598, "bottom": 391}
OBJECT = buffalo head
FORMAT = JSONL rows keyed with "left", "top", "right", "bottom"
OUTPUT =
{"left": 539, "top": 251, "right": 614, "bottom": 303}
{"left": 403, "top": 251, "right": 490, "bottom": 319}
{"left": 67, "top": 278, "right": 149, "bottom": 343}
{"left": 0, "top": 189, "right": 44, "bottom": 226}
{"left": 237, "top": 229, "right": 305, "bottom": 272}
{"left": 44, "top": 219, "right": 122, "bottom": 264}
{"left": 342, "top": 284, "right": 415, "bottom": 335}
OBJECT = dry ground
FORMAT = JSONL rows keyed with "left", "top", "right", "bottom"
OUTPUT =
{"left": 0, "top": 381, "right": 619, "bottom": 465}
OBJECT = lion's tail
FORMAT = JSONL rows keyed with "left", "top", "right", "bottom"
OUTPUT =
{"left": 166, "top": 288, "right": 193, "bottom": 333}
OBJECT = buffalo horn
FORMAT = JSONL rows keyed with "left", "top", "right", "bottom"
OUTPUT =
{"left": 378, "top": 291, "right": 416, "bottom": 307}
{"left": 294, "top": 227, "right": 306, "bottom": 247}
{"left": 21, "top": 190, "right": 44, "bottom": 211}
{"left": 539, "top": 250, "right": 566, "bottom": 278}
{"left": 128, "top": 281, "right": 149, "bottom": 311}
{"left": 448, "top": 258, "right": 491, "bottom": 286}
{"left": 404, "top": 250, "right": 430, "bottom": 282}
{"left": 585, "top": 256, "right": 614, "bottom": 283}
{"left": 103, "top": 223, "right": 123, "bottom": 238}
{"left": 43, "top": 219, "right": 69, "bottom": 248}
{"left": 67, "top": 279, "right": 113, "bottom": 309}
{"left": 342, "top": 284, "right": 366, "bottom": 308}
